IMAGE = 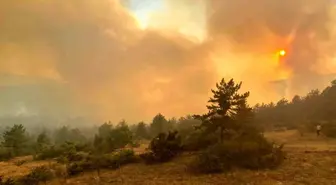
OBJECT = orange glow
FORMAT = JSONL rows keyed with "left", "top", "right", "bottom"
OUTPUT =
{"left": 279, "top": 50, "right": 286, "bottom": 57}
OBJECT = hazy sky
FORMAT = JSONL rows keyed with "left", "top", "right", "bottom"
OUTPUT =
{"left": 1, "top": 0, "right": 336, "bottom": 123}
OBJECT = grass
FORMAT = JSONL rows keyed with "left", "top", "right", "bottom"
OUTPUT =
{"left": 1, "top": 130, "right": 336, "bottom": 184}
{"left": 0, "top": 155, "right": 55, "bottom": 179}
{"left": 46, "top": 151, "right": 336, "bottom": 185}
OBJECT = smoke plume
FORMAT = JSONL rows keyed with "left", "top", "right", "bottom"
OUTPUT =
{"left": 0, "top": 0, "right": 335, "bottom": 122}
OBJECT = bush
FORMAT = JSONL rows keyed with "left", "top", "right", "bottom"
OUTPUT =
{"left": 66, "top": 163, "right": 84, "bottom": 176}
{"left": 35, "top": 146, "right": 64, "bottom": 160}
{"left": 0, "top": 176, "right": 15, "bottom": 185}
{"left": 113, "top": 149, "right": 137, "bottom": 166}
{"left": 18, "top": 166, "right": 54, "bottom": 185}
{"left": 66, "top": 149, "right": 137, "bottom": 177}
{"left": 0, "top": 148, "right": 13, "bottom": 161}
{"left": 53, "top": 165, "right": 68, "bottom": 180}
{"left": 74, "top": 143, "right": 93, "bottom": 153}
{"left": 189, "top": 151, "right": 227, "bottom": 174}
{"left": 322, "top": 121, "right": 336, "bottom": 138}
{"left": 140, "top": 131, "right": 182, "bottom": 164}
{"left": 36, "top": 142, "right": 89, "bottom": 162}
{"left": 14, "top": 159, "right": 27, "bottom": 166}
{"left": 182, "top": 130, "right": 217, "bottom": 151}
{"left": 189, "top": 135, "right": 285, "bottom": 174}
{"left": 65, "top": 151, "right": 87, "bottom": 163}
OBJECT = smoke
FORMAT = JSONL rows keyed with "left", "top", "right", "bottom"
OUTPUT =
{"left": 207, "top": 0, "right": 336, "bottom": 96}
{"left": 0, "top": 0, "right": 335, "bottom": 122}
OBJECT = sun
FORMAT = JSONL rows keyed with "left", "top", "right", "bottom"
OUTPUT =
{"left": 278, "top": 50, "right": 286, "bottom": 57}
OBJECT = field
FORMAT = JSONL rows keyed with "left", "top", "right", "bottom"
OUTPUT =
{"left": 2, "top": 130, "right": 336, "bottom": 185}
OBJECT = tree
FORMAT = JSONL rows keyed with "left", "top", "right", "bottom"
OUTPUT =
{"left": 110, "top": 120, "right": 133, "bottom": 148}
{"left": 150, "top": 113, "right": 168, "bottom": 136}
{"left": 2, "top": 124, "right": 27, "bottom": 156}
{"left": 68, "top": 128, "right": 86, "bottom": 143}
{"left": 176, "top": 116, "right": 201, "bottom": 138}
{"left": 167, "top": 117, "right": 178, "bottom": 131}
{"left": 98, "top": 122, "right": 113, "bottom": 138}
{"left": 54, "top": 126, "right": 69, "bottom": 145}
{"left": 54, "top": 126, "right": 86, "bottom": 145}
{"left": 36, "top": 132, "right": 51, "bottom": 152}
{"left": 291, "top": 95, "right": 302, "bottom": 104}
{"left": 135, "top": 122, "right": 149, "bottom": 140}
{"left": 195, "top": 78, "right": 251, "bottom": 142}
{"left": 94, "top": 121, "right": 133, "bottom": 153}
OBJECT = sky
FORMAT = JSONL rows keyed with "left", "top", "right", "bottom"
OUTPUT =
{"left": 1, "top": 0, "right": 336, "bottom": 123}
{"left": 127, "top": 0, "right": 163, "bottom": 28}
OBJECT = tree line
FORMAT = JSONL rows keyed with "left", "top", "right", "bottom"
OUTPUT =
{"left": 254, "top": 80, "right": 336, "bottom": 136}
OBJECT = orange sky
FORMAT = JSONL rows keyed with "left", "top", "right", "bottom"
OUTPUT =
{"left": 0, "top": 0, "right": 335, "bottom": 122}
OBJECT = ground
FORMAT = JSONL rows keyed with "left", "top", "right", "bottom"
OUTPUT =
{"left": 2, "top": 130, "right": 336, "bottom": 185}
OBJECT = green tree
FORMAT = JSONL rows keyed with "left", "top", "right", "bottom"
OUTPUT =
{"left": 98, "top": 122, "right": 113, "bottom": 138}
{"left": 150, "top": 113, "right": 168, "bottom": 136}
{"left": 94, "top": 121, "right": 133, "bottom": 153}
{"left": 111, "top": 121, "right": 133, "bottom": 148}
{"left": 54, "top": 126, "right": 86, "bottom": 145}
{"left": 167, "top": 117, "right": 177, "bottom": 131}
{"left": 176, "top": 116, "right": 201, "bottom": 138}
{"left": 54, "top": 126, "right": 69, "bottom": 145}
{"left": 36, "top": 132, "right": 51, "bottom": 153}
{"left": 134, "top": 122, "right": 149, "bottom": 139}
{"left": 195, "top": 78, "right": 251, "bottom": 142}
{"left": 2, "top": 124, "right": 27, "bottom": 156}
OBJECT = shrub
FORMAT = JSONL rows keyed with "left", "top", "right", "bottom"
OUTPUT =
{"left": 74, "top": 142, "right": 93, "bottom": 153}
{"left": 53, "top": 165, "right": 68, "bottom": 181}
{"left": 0, "top": 148, "right": 13, "bottom": 161}
{"left": 66, "top": 163, "right": 84, "bottom": 176}
{"left": 182, "top": 130, "right": 217, "bottom": 151}
{"left": 66, "top": 149, "right": 137, "bottom": 176}
{"left": 14, "top": 159, "right": 27, "bottom": 166}
{"left": 35, "top": 146, "right": 64, "bottom": 160}
{"left": 0, "top": 176, "right": 15, "bottom": 185}
{"left": 189, "top": 151, "right": 227, "bottom": 174}
{"left": 140, "top": 131, "right": 182, "bottom": 164}
{"left": 55, "top": 156, "right": 67, "bottom": 164}
{"left": 65, "top": 151, "right": 87, "bottom": 163}
{"left": 113, "top": 149, "right": 137, "bottom": 167}
{"left": 322, "top": 121, "right": 336, "bottom": 138}
{"left": 18, "top": 166, "right": 54, "bottom": 185}
{"left": 189, "top": 135, "right": 285, "bottom": 174}
{"left": 93, "top": 149, "right": 137, "bottom": 170}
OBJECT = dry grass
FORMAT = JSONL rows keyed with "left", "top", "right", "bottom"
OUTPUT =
{"left": 265, "top": 130, "right": 336, "bottom": 152}
{"left": 2, "top": 130, "right": 336, "bottom": 184}
{"left": 46, "top": 151, "right": 336, "bottom": 185}
{"left": 0, "top": 155, "right": 55, "bottom": 178}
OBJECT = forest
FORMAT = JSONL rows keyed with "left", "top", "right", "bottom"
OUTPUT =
{"left": 0, "top": 78, "right": 336, "bottom": 184}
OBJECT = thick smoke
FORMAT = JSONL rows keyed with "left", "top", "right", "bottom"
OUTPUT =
{"left": 207, "top": 0, "right": 336, "bottom": 96}
{"left": 0, "top": 0, "right": 335, "bottom": 122}
{"left": 0, "top": 0, "right": 215, "bottom": 122}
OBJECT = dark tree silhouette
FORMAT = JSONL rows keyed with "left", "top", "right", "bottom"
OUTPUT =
{"left": 195, "top": 78, "right": 251, "bottom": 142}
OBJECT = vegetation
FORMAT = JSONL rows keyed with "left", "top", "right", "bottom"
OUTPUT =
{"left": 184, "top": 78, "right": 285, "bottom": 173}
{"left": 1, "top": 77, "right": 336, "bottom": 183}
{"left": 17, "top": 166, "right": 54, "bottom": 185}
{"left": 66, "top": 149, "right": 137, "bottom": 177}
{"left": 140, "top": 131, "right": 182, "bottom": 164}
{"left": 254, "top": 80, "right": 336, "bottom": 136}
